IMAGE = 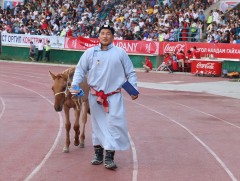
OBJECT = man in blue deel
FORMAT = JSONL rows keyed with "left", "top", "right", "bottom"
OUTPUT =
{"left": 70, "top": 24, "right": 138, "bottom": 170}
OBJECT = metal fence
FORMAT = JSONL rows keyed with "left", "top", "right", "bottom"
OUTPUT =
{"left": 176, "top": 28, "right": 201, "bottom": 42}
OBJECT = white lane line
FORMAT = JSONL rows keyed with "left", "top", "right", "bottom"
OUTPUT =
{"left": 128, "top": 99, "right": 237, "bottom": 181}
{"left": 158, "top": 81, "right": 184, "bottom": 84}
{"left": 0, "top": 96, "right": 6, "bottom": 120}
{"left": 176, "top": 103, "right": 240, "bottom": 129}
{"left": 0, "top": 71, "right": 47, "bottom": 79}
{"left": 0, "top": 80, "right": 64, "bottom": 181}
{"left": 128, "top": 132, "right": 138, "bottom": 181}
{"left": 0, "top": 74, "right": 49, "bottom": 87}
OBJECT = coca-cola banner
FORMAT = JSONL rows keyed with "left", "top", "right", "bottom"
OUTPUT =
{"left": 160, "top": 42, "right": 186, "bottom": 55}
{"left": 191, "top": 59, "right": 222, "bottom": 76}
{"left": 160, "top": 42, "right": 240, "bottom": 59}
{"left": 64, "top": 37, "right": 159, "bottom": 55}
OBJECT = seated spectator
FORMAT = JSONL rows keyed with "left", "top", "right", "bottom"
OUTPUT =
{"left": 142, "top": 56, "right": 153, "bottom": 72}
{"left": 156, "top": 53, "right": 173, "bottom": 73}
{"left": 210, "top": 35, "right": 216, "bottom": 43}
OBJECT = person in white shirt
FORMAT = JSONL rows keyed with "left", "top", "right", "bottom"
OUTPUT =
{"left": 213, "top": 9, "right": 219, "bottom": 24}
{"left": 36, "top": 39, "right": 44, "bottom": 62}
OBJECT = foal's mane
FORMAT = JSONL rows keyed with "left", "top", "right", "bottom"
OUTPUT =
{"left": 56, "top": 67, "right": 76, "bottom": 81}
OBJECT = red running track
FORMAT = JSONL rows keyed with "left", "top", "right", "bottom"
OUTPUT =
{"left": 0, "top": 61, "right": 240, "bottom": 181}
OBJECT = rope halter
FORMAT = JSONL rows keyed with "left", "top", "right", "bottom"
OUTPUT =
{"left": 54, "top": 69, "right": 82, "bottom": 110}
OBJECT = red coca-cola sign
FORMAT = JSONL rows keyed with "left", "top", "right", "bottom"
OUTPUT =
{"left": 191, "top": 59, "right": 222, "bottom": 76}
{"left": 163, "top": 43, "right": 186, "bottom": 53}
{"left": 160, "top": 42, "right": 240, "bottom": 59}
{"left": 196, "top": 62, "right": 215, "bottom": 69}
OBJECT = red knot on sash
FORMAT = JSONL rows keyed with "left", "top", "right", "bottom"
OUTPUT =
{"left": 90, "top": 87, "right": 121, "bottom": 113}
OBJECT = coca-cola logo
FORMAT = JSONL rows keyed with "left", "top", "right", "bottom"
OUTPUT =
{"left": 196, "top": 62, "right": 215, "bottom": 69}
{"left": 164, "top": 44, "right": 185, "bottom": 53}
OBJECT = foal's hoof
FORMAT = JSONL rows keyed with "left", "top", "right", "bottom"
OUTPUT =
{"left": 79, "top": 143, "right": 85, "bottom": 148}
{"left": 74, "top": 141, "right": 80, "bottom": 146}
{"left": 63, "top": 147, "right": 69, "bottom": 153}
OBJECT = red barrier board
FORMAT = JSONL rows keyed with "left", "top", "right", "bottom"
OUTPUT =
{"left": 159, "top": 42, "right": 240, "bottom": 59}
{"left": 64, "top": 36, "right": 240, "bottom": 57}
{"left": 191, "top": 59, "right": 222, "bottom": 76}
{"left": 64, "top": 37, "right": 159, "bottom": 55}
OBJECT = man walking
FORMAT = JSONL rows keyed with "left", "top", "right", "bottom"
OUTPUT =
{"left": 70, "top": 24, "right": 138, "bottom": 170}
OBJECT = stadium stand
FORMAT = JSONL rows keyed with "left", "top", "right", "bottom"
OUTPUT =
{"left": 0, "top": 0, "right": 239, "bottom": 43}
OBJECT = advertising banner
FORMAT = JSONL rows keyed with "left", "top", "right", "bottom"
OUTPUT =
{"left": 160, "top": 42, "right": 240, "bottom": 59}
{"left": 4, "top": 0, "right": 23, "bottom": 9}
{"left": 219, "top": 1, "right": 239, "bottom": 13}
{"left": 1, "top": 33, "right": 65, "bottom": 49}
{"left": 191, "top": 59, "right": 223, "bottom": 76}
{"left": 64, "top": 37, "right": 159, "bottom": 55}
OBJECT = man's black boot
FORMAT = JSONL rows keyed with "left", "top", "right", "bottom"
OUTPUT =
{"left": 91, "top": 145, "right": 104, "bottom": 165}
{"left": 104, "top": 150, "right": 117, "bottom": 170}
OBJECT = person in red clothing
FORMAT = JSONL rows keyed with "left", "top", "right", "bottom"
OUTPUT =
{"left": 171, "top": 53, "right": 178, "bottom": 71}
{"left": 41, "top": 20, "right": 48, "bottom": 30}
{"left": 176, "top": 50, "right": 185, "bottom": 72}
{"left": 142, "top": 56, "right": 153, "bottom": 72}
{"left": 192, "top": 46, "right": 201, "bottom": 59}
{"left": 156, "top": 53, "right": 173, "bottom": 73}
{"left": 185, "top": 50, "right": 193, "bottom": 72}
{"left": 66, "top": 28, "right": 73, "bottom": 37}
{"left": 186, "top": 50, "right": 193, "bottom": 63}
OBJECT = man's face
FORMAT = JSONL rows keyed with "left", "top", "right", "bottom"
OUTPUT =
{"left": 98, "top": 29, "right": 114, "bottom": 46}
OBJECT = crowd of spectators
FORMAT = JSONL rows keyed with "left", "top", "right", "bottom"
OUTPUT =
{"left": 206, "top": 8, "right": 240, "bottom": 43}
{"left": 0, "top": 0, "right": 239, "bottom": 43}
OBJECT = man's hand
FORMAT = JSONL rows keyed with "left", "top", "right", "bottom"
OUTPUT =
{"left": 69, "top": 85, "right": 85, "bottom": 97}
{"left": 131, "top": 95, "right": 138, "bottom": 100}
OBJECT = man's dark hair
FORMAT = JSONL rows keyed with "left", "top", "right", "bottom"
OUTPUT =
{"left": 99, "top": 24, "right": 114, "bottom": 35}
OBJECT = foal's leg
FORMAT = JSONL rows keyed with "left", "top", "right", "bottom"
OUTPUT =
{"left": 73, "top": 108, "right": 81, "bottom": 146}
{"left": 79, "top": 101, "right": 89, "bottom": 148}
{"left": 63, "top": 106, "right": 71, "bottom": 153}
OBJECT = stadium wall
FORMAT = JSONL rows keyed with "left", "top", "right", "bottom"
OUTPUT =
{"left": 0, "top": 45, "right": 160, "bottom": 68}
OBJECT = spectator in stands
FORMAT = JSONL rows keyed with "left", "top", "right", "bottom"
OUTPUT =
{"left": 234, "top": 35, "right": 240, "bottom": 44}
{"left": 209, "top": 35, "right": 215, "bottom": 43}
{"left": 142, "top": 56, "right": 153, "bottom": 72}
{"left": 158, "top": 30, "right": 165, "bottom": 42}
{"left": 222, "top": 30, "right": 230, "bottom": 43}
{"left": 198, "top": 11, "right": 205, "bottom": 27}
{"left": 190, "top": 20, "right": 198, "bottom": 42}
{"left": 206, "top": 11, "right": 213, "bottom": 27}
{"left": 2, "top": 0, "right": 237, "bottom": 44}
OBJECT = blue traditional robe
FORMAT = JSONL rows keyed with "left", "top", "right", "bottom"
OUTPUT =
{"left": 72, "top": 43, "right": 138, "bottom": 150}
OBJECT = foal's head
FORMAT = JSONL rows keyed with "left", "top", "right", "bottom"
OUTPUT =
{"left": 49, "top": 71, "right": 71, "bottom": 112}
